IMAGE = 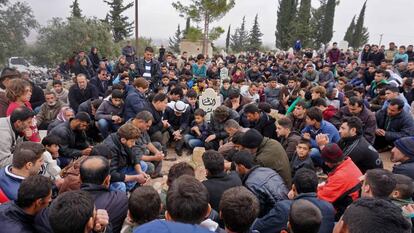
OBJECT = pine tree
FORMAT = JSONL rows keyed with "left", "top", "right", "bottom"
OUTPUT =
{"left": 230, "top": 16, "right": 249, "bottom": 52}
{"left": 320, "top": 0, "right": 336, "bottom": 44}
{"left": 275, "top": 0, "right": 298, "bottom": 50}
{"left": 352, "top": 1, "right": 367, "bottom": 48}
{"left": 343, "top": 15, "right": 355, "bottom": 44}
{"left": 169, "top": 24, "right": 182, "bottom": 54}
{"left": 291, "top": 0, "right": 312, "bottom": 48}
{"left": 70, "top": 0, "right": 82, "bottom": 18}
{"left": 104, "top": 0, "right": 134, "bottom": 42}
{"left": 248, "top": 14, "right": 263, "bottom": 51}
{"left": 225, "top": 25, "right": 231, "bottom": 53}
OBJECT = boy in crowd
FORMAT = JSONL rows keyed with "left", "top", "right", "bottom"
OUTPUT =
{"left": 184, "top": 109, "right": 208, "bottom": 150}
{"left": 96, "top": 89, "right": 125, "bottom": 138}
{"left": 41, "top": 135, "right": 61, "bottom": 181}
{"left": 290, "top": 139, "right": 315, "bottom": 177}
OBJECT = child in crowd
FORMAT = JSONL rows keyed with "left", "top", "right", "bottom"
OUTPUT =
{"left": 95, "top": 89, "right": 125, "bottom": 138}
{"left": 51, "top": 80, "right": 69, "bottom": 104}
{"left": 41, "top": 135, "right": 62, "bottom": 181}
{"left": 290, "top": 139, "right": 315, "bottom": 177}
{"left": 159, "top": 76, "right": 171, "bottom": 94}
{"left": 193, "top": 77, "right": 207, "bottom": 95}
{"left": 220, "top": 78, "right": 232, "bottom": 101}
{"left": 184, "top": 109, "right": 208, "bottom": 150}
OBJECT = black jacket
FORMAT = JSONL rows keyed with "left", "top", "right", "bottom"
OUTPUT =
{"left": 338, "top": 135, "right": 383, "bottom": 174}
{"left": 393, "top": 159, "right": 414, "bottom": 180}
{"left": 29, "top": 82, "right": 45, "bottom": 110}
{"left": 376, "top": 109, "right": 414, "bottom": 142}
{"left": 248, "top": 113, "right": 277, "bottom": 139}
{"left": 104, "top": 133, "right": 138, "bottom": 182}
{"left": 48, "top": 121, "right": 89, "bottom": 159}
{"left": 164, "top": 107, "right": 190, "bottom": 132}
{"left": 207, "top": 107, "right": 240, "bottom": 140}
{"left": 68, "top": 83, "right": 99, "bottom": 112}
{"left": 81, "top": 183, "right": 128, "bottom": 233}
{"left": 242, "top": 166, "right": 288, "bottom": 217}
{"left": 252, "top": 193, "right": 335, "bottom": 233}
{"left": 90, "top": 76, "right": 110, "bottom": 97}
{"left": 0, "top": 201, "right": 36, "bottom": 233}
{"left": 202, "top": 171, "right": 242, "bottom": 211}
{"left": 147, "top": 103, "right": 164, "bottom": 136}
{"left": 136, "top": 59, "right": 160, "bottom": 86}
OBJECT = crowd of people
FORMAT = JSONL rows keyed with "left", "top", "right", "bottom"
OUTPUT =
{"left": 0, "top": 40, "right": 414, "bottom": 233}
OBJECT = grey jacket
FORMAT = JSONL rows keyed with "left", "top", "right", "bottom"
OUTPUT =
{"left": 96, "top": 99, "right": 124, "bottom": 121}
{"left": 0, "top": 117, "right": 23, "bottom": 168}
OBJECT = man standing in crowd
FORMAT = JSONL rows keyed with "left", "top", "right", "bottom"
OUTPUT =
{"left": 136, "top": 47, "right": 160, "bottom": 89}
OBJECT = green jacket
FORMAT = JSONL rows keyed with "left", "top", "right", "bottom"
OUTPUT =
{"left": 255, "top": 137, "right": 292, "bottom": 187}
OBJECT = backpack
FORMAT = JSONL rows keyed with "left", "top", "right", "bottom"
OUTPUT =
{"left": 58, "top": 156, "right": 88, "bottom": 194}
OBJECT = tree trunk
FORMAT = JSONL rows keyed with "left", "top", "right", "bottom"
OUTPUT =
{"left": 203, "top": 14, "right": 209, "bottom": 56}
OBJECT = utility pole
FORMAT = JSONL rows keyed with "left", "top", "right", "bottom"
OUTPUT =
{"left": 379, "top": 33, "right": 383, "bottom": 47}
{"left": 135, "top": 0, "right": 139, "bottom": 56}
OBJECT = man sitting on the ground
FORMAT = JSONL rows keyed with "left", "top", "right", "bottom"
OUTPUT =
{"left": 0, "top": 142, "right": 45, "bottom": 201}
{"left": 103, "top": 123, "right": 148, "bottom": 192}
{"left": 130, "top": 110, "right": 164, "bottom": 178}
{"left": 240, "top": 129, "right": 292, "bottom": 187}
{"left": 233, "top": 150, "right": 288, "bottom": 217}
{"left": 391, "top": 136, "right": 414, "bottom": 180}
{"left": 276, "top": 117, "right": 302, "bottom": 160}
{"left": 0, "top": 175, "right": 52, "bottom": 232}
{"left": 375, "top": 98, "right": 414, "bottom": 151}
{"left": 285, "top": 200, "right": 322, "bottom": 233}
{"left": 243, "top": 103, "right": 277, "bottom": 139}
{"left": 201, "top": 150, "right": 242, "bottom": 212}
{"left": 80, "top": 156, "right": 128, "bottom": 233}
{"left": 36, "top": 91, "right": 65, "bottom": 130}
{"left": 0, "top": 107, "right": 35, "bottom": 168}
{"left": 252, "top": 168, "right": 335, "bottom": 233}
{"left": 48, "top": 112, "right": 93, "bottom": 167}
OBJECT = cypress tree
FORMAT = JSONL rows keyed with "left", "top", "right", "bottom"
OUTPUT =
{"left": 169, "top": 24, "right": 181, "bottom": 54}
{"left": 320, "top": 0, "right": 336, "bottom": 44}
{"left": 230, "top": 16, "right": 248, "bottom": 52}
{"left": 225, "top": 25, "right": 231, "bottom": 53}
{"left": 353, "top": 1, "right": 367, "bottom": 48}
{"left": 291, "top": 0, "right": 312, "bottom": 48}
{"left": 275, "top": 0, "right": 298, "bottom": 50}
{"left": 248, "top": 14, "right": 263, "bottom": 51}
{"left": 343, "top": 15, "right": 355, "bottom": 45}
{"left": 104, "top": 0, "right": 134, "bottom": 42}
{"left": 70, "top": 0, "right": 82, "bottom": 18}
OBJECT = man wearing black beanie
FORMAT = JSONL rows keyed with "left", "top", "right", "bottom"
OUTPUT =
{"left": 241, "top": 129, "right": 291, "bottom": 187}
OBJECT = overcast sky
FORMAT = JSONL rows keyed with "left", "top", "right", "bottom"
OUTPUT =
{"left": 24, "top": 0, "right": 414, "bottom": 47}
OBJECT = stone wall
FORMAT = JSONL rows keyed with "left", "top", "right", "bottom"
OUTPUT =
{"left": 179, "top": 39, "right": 213, "bottom": 57}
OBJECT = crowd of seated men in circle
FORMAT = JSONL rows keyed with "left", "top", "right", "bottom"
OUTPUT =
{"left": 0, "top": 42, "right": 414, "bottom": 233}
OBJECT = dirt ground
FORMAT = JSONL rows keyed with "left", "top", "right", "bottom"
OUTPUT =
{"left": 146, "top": 148, "right": 396, "bottom": 193}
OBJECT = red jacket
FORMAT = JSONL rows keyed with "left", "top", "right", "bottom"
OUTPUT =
{"left": 318, "top": 157, "right": 362, "bottom": 203}
{"left": 323, "top": 105, "right": 337, "bottom": 121}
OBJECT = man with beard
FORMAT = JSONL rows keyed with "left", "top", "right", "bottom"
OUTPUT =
{"left": 0, "top": 107, "right": 35, "bottom": 168}
{"left": 319, "top": 117, "right": 382, "bottom": 174}
{"left": 48, "top": 112, "right": 93, "bottom": 167}
{"left": 391, "top": 136, "right": 414, "bottom": 180}
{"left": 36, "top": 92, "right": 65, "bottom": 130}
{"left": 330, "top": 97, "right": 377, "bottom": 144}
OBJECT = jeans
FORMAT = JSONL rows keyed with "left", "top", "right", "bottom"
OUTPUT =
{"left": 109, "top": 161, "right": 148, "bottom": 192}
{"left": 98, "top": 119, "right": 120, "bottom": 139}
{"left": 184, "top": 134, "right": 204, "bottom": 149}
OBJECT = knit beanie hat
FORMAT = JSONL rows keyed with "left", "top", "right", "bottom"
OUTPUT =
{"left": 241, "top": 129, "right": 264, "bottom": 149}
{"left": 74, "top": 112, "right": 91, "bottom": 124}
{"left": 321, "top": 143, "right": 344, "bottom": 163}
{"left": 394, "top": 137, "right": 414, "bottom": 159}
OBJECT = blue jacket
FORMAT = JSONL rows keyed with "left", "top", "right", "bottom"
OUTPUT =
{"left": 301, "top": 120, "right": 340, "bottom": 148}
{"left": 123, "top": 88, "right": 149, "bottom": 121}
{"left": 0, "top": 165, "right": 24, "bottom": 201}
{"left": 252, "top": 193, "right": 335, "bottom": 233}
{"left": 0, "top": 201, "right": 37, "bottom": 233}
{"left": 134, "top": 220, "right": 213, "bottom": 233}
